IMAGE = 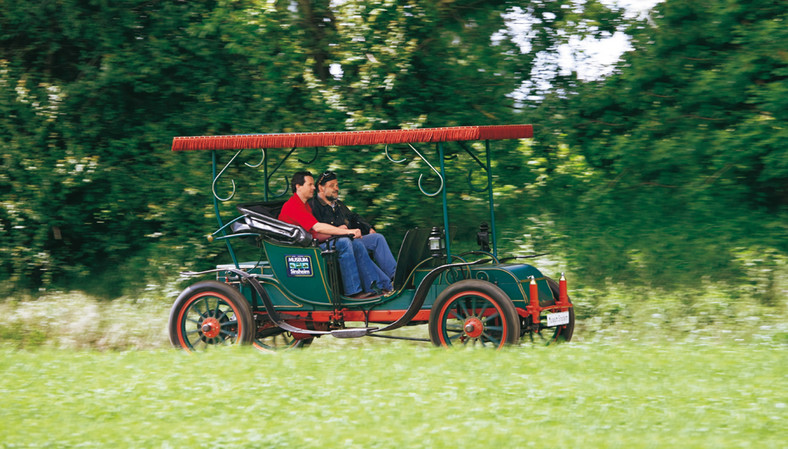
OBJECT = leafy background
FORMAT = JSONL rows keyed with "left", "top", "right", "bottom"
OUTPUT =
{"left": 0, "top": 0, "right": 785, "bottom": 330}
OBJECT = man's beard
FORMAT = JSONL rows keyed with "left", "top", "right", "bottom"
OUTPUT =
{"left": 326, "top": 193, "right": 337, "bottom": 202}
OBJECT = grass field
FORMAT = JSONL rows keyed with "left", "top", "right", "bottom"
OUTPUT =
{"left": 1, "top": 342, "right": 785, "bottom": 448}
{"left": 1, "top": 290, "right": 785, "bottom": 448}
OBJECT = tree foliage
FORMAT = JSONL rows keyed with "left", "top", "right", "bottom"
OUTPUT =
{"left": 529, "top": 0, "right": 787, "bottom": 292}
{"left": 0, "top": 0, "right": 321, "bottom": 293}
{"left": 0, "top": 0, "right": 784, "bottom": 300}
{"left": 563, "top": 0, "right": 788, "bottom": 207}
{"left": 0, "top": 0, "right": 594, "bottom": 295}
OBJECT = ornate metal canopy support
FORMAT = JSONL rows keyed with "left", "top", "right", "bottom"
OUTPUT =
{"left": 456, "top": 141, "right": 492, "bottom": 193}
{"left": 212, "top": 151, "right": 240, "bottom": 268}
{"left": 384, "top": 142, "right": 444, "bottom": 197}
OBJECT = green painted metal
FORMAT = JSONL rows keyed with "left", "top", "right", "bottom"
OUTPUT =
{"left": 438, "top": 142, "right": 451, "bottom": 259}
{"left": 261, "top": 241, "right": 334, "bottom": 306}
{"left": 265, "top": 147, "right": 298, "bottom": 200}
{"left": 220, "top": 258, "right": 553, "bottom": 317}
{"left": 212, "top": 151, "right": 240, "bottom": 269}
{"left": 485, "top": 140, "right": 498, "bottom": 258}
{"left": 262, "top": 150, "right": 269, "bottom": 202}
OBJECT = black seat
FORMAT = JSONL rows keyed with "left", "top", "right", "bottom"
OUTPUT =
{"left": 237, "top": 200, "right": 287, "bottom": 219}
{"left": 392, "top": 228, "right": 432, "bottom": 290}
{"left": 234, "top": 201, "right": 313, "bottom": 247}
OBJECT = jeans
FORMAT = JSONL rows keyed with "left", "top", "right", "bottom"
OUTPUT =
{"left": 321, "top": 237, "right": 392, "bottom": 295}
{"left": 359, "top": 233, "right": 397, "bottom": 280}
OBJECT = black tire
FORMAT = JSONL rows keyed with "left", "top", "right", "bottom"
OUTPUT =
{"left": 253, "top": 321, "right": 313, "bottom": 352}
{"left": 168, "top": 280, "right": 254, "bottom": 351}
{"left": 429, "top": 279, "right": 521, "bottom": 348}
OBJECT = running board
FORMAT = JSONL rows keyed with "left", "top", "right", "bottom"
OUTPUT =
{"left": 330, "top": 327, "right": 378, "bottom": 338}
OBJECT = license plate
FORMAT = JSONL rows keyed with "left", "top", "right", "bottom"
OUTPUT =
{"left": 546, "top": 311, "right": 570, "bottom": 327}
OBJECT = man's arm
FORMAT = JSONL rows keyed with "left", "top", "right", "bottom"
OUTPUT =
{"left": 313, "top": 222, "right": 362, "bottom": 239}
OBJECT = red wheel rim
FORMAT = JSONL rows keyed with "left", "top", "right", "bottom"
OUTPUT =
{"left": 176, "top": 291, "right": 243, "bottom": 352}
{"left": 437, "top": 290, "right": 508, "bottom": 349}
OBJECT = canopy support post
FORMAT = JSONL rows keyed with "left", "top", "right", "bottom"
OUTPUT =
{"left": 212, "top": 151, "right": 240, "bottom": 269}
{"left": 439, "top": 142, "right": 451, "bottom": 259}
{"left": 485, "top": 140, "right": 498, "bottom": 258}
{"left": 263, "top": 151, "right": 269, "bottom": 202}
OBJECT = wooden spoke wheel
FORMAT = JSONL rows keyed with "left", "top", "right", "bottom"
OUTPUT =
{"left": 253, "top": 320, "right": 313, "bottom": 352}
{"left": 429, "top": 280, "right": 520, "bottom": 349}
{"left": 168, "top": 281, "right": 254, "bottom": 352}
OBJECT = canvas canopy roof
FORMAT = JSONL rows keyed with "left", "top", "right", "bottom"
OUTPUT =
{"left": 172, "top": 124, "right": 533, "bottom": 151}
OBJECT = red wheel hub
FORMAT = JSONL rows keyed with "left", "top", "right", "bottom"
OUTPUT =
{"left": 201, "top": 317, "right": 221, "bottom": 339}
{"left": 463, "top": 317, "right": 484, "bottom": 338}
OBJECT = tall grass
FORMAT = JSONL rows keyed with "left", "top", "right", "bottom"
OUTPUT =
{"left": 0, "top": 293, "right": 170, "bottom": 350}
{"left": 1, "top": 283, "right": 785, "bottom": 350}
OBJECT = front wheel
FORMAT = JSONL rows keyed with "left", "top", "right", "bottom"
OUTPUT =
{"left": 429, "top": 280, "right": 521, "bottom": 349}
{"left": 168, "top": 280, "right": 254, "bottom": 352}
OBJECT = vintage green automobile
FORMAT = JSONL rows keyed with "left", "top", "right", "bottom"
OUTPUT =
{"left": 168, "top": 125, "right": 575, "bottom": 351}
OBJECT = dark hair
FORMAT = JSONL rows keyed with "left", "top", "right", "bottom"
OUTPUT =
{"left": 291, "top": 171, "right": 313, "bottom": 193}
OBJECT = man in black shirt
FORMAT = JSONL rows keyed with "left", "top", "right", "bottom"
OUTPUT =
{"left": 309, "top": 171, "right": 397, "bottom": 291}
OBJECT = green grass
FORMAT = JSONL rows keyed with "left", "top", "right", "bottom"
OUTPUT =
{"left": 1, "top": 343, "right": 785, "bottom": 448}
{"left": 1, "top": 289, "right": 785, "bottom": 448}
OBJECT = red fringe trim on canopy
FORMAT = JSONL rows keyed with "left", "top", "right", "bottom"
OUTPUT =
{"left": 171, "top": 125, "right": 533, "bottom": 151}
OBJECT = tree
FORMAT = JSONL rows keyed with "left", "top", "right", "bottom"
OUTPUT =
{"left": 0, "top": 0, "right": 322, "bottom": 294}
{"left": 0, "top": 0, "right": 629, "bottom": 296}
{"left": 563, "top": 0, "right": 788, "bottom": 208}
{"left": 528, "top": 0, "right": 788, "bottom": 288}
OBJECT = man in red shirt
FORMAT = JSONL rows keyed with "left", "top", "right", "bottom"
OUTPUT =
{"left": 278, "top": 171, "right": 383, "bottom": 299}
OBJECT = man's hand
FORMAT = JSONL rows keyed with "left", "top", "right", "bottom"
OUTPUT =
{"left": 337, "top": 224, "right": 360, "bottom": 238}
{"left": 312, "top": 222, "right": 361, "bottom": 239}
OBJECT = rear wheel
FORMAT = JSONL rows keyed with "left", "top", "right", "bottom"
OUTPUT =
{"left": 253, "top": 319, "right": 313, "bottom": 352}
{"left": 429, "top": 280, "right": 520, "bottom": 349}
{"left": 168, "top": 281, "right": 254, "bottom": 352}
